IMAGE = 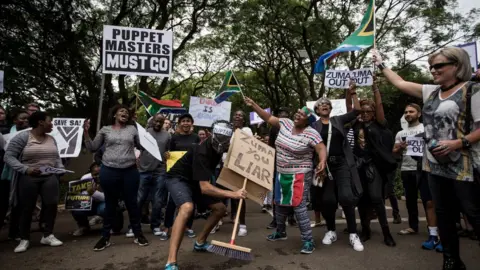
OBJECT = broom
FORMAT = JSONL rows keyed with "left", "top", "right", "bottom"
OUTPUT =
{"left": 207, "top": 177, "right": 253, "bottom": 261}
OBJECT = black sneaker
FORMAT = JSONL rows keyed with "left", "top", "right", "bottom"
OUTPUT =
{"left": 267, "top": 220, "right": 277, "bottom": 229}
{"left": 134, "top": 234, "right": 149, "bottom": 246}
{"left": 93, "top": 237, "right": 111, "bottom": 251}
{"left": 267, "top": 231, "right": 287, "bottom": 241}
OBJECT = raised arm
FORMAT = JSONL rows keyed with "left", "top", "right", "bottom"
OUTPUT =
{"left": 372, "top": 76, "right": 386, "bottom": 124}
{"left": 83, "top": 119, "right": 105, "bottom": 152}
{"left": 372, "top": 49, "right": 423, "bottom": 99}
{"left": 244, "top": 97, "right": 280, "bottom": 128}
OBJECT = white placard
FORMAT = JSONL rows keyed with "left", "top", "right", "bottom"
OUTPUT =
{"left": 189, "top": 96, "right": 232, "bottom": 127}
{"left": 250, "top": 108, "right": 271, "bottom": 125}
{"left": 51, "top": 118, "right": 85, "bottom": 158}
{"left": 307, "top": 99, "right": 347, "bottom": 118}
{"left": 0, "top": 70, "right": 4, "bottom": 93}
{"left": 102, "top": 25, "right": 173, "bottom": 77}
{"left": 136, "top": 122, "right": 162, "bottom": 161}
{"left": 213, "top": 125, "right": 233, "bottom": 136}
{"left": 457, "top": 42, "right": 478, "bottom": 72}
{"left": 406, "top": 136, "right": 424, "bottom": 157}
{"left": 324, "top": 68, "right": 374, "bottom": 89}
{"left": 39, "top": 166, "right": 74, "bottom": 175}
{"left": 400, "top": 115, "right": 408, "bottom": 130}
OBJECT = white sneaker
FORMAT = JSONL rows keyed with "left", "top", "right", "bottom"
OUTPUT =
{"left": 350, "top": 234, "right": 364, "bottom": 252}
{"left": 14, "top": 240, "right": 29, "bottom": 253}
{"left": 218, "top": 220, "right": 223, "bottom": 226}
{"left": 73, "top": 227, "right": 89, "bottom": 237}
{"left": 40, "top": 235, "right": 63, "bottom": 247}
{"left": 322, "top": 231, "right": 337, "bottom": 245}
{"left": 89, "top": 216, "right": 103, "bottom": 226}
{"left": 125, "top": 229, "right": 134, "bottom": 238}
{"left": 238, "top": 225, "right": 247, "bottom": 237}
{"left": 152, "top": 228, "right": 162, "bottom": 236}
{"left": 211, "top": 223, "right": 220, "bottom": 234}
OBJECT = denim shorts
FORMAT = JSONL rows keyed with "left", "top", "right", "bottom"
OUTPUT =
{"left": 166, "top": 176, "right": 220, "bottom": 209}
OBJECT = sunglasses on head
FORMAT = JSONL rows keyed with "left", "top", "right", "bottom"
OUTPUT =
{"left": 429, "top": 62, "right": 456, "bottom": 71}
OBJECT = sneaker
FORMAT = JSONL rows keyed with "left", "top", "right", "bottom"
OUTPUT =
{"left": 153, "top": 228, "right": 163, "bottom": 236}
{"left": 159, "top": 231, "right": 169, "bottom": 241}
{"left": 93, "top": 237, "right": 111, "bottom": 251}
{"left": 165, "top": 263, "right": 179, "bottom": 270}
{"left": 218, "top": 220, "right": 223, "bottom": 226}
{"left": 262, "top": 205, "right": 268, "bottom": 213}
{"left": 238, "top": 225, "right": 247, "bottom": 237}
{"left": 134, "top": 234, "right": 149, "bottom": 246}
{"left": 40, "top": 234, "right": 63, "bottom": 247}
{"left": 73, "top": 227, "right": 89, "bottom": 237}
{"left": 349, "top": 234, "right": 364, "bottom": 252}
{"left": 89, "top": 216, "right": 103, "bottom": 226}
{"left": 422, "top": 235, "right": 439, "bottom": 250}
{"left": 211, "top": 223, "right": 220, "bottom": 234}
{"left": 322, "top": 231, "right": 337, "bottom": 245}
{"left": 14, "top": 240, "right": 29, "bottom": 253}
{"left": 185, "top": 229, "right": 196, "bottom": 238}
{"left": 193, "top": 241, "right": 210, "bottom": 252}
{"left": 393, "top": 213, "right": 402, "bottom": 224}
{"left": 267, "top": 220, "right": 277, "bottom": 229}
{"left": 300, "top": 240, "right": 315, "bottom": 254}
{"left": 125, "top": 229, "right": 134, "bottom": 238}
{"left": 267, "top": 231, "right": 287, "bottom": 241}
{"left": 435, "top": 242, "right": 444, "bottom": 253}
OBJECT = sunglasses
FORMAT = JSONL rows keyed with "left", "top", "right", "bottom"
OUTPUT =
{"left": 429, "top": 62, "right": 455, "bottom": 71}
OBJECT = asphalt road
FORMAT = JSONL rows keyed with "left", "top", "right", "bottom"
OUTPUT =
{"left": 0, "top": 201, "right": 479, "bottom": 270}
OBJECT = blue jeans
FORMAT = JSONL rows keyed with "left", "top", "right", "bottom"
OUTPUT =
{"left": 137, "top": 171, "right": 167, "bottom": 230}
{"left": 100, "top": 165, "right": 142, "bottom": 238}
{"left": 71, "top": 202, "right": 106, "bottom": 227}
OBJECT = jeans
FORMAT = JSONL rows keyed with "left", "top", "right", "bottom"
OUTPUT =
{"left": 429, "top": 174, "right": 480, "bottom": 259}
{"left": 0, "top": 180, "right": 20, "bottom": 237}
{"left": 358, "top": 163, "right": 389, "bottom": 230}
{"left": 322, "top": 160, "right": 358, "bottom": 233}
{"left": 100, "top": 165, "right": 142, "bottom": 238}
{"left": 402, "top": 171, "right": 420, "bottom": 231}
{"left": 17, "top": 175, "right": 59, "bottom": 240}
{"left": 72, "top": 202, "right": 106, "bottom": 227}
{"left": 137, "top": 171, "right": 167, "bottom": 229}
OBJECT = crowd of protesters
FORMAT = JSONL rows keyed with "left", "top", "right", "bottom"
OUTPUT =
{"left": 0, "top": 47, "right": 479, "bottom": 270}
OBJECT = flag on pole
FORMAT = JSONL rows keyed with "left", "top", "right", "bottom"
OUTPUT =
{"left": 314, "top": 0, "right": 375, "bottom": 73}
{"left": 136, "top": 91, "right": 182, "bottom": 116}
{"left": 214, "top": 70, "right": 242, "bottom": 103}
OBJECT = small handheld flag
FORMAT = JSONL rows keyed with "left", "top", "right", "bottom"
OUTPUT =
{"left": 214, "top": 70, "right": 243, "bottom": 103}
{"left": 314, "top": 0, "right": 375, "bottom": 73}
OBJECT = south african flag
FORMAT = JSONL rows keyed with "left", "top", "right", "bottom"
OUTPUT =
{"left": 274, "top": 172, "right": 305, "bottom": 207}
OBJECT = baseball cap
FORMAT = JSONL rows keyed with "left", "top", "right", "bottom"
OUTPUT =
{"left": 178, "top": 113, "right": 194, "bottom": 123}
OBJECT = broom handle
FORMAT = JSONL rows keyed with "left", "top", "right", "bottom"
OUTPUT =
{"left": 230, "top": 177, "right": 247, "bottom": 245}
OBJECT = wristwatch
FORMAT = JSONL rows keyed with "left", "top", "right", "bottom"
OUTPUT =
{"left": 461, "top": 137, "right": 471, "bottom": 148}
{"left": 377, "top": 63, "right": 386, "bottom": 70}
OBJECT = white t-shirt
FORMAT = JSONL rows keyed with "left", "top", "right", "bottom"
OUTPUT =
{"left": 395, "top": 123, "right": 424, "bottom": 171}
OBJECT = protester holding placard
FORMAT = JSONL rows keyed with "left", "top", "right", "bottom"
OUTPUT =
{"left": 311, "top": 81, "right": 364, "bottom": 252}
{"left": 373, "top": 47, "right": 480, "bottom": 269}
{"left": 350, "top": 79, "right": 397, "bottom": 247}
{"left": 83, "top": 104, "right": 149, "bottom": 251}
{"left": 163, "top": 120, "right": 246, "bottom": 270}
{"left": 4, "top": 111, "right": 64, "bottom": 253}
{"left": 0, "top": 105, "right": 9, "bottom": 134}
{"left": 163, "top": 113, "right": 200, "bottom": 240}
{"left": 245, "top": 97, "right": 327, "bottom": 254}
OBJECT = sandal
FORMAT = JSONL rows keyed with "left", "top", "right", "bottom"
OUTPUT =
{"left": 398, "top": 228, "right": 418, "bottom": 235}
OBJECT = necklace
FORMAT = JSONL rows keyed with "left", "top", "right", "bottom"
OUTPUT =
{"left": 440, "top": 80, "right": 460, "bottom": 92}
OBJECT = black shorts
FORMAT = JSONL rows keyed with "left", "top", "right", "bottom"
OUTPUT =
{"left": 418, "top": 171, "right": 432, "bottom": 203}
{"left": 166, "top": 176, "right": 221, "bottom": 210}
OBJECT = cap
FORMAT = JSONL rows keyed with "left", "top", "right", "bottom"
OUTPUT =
{"left": 178, "top": 113, "right": 194, "bottom": 123}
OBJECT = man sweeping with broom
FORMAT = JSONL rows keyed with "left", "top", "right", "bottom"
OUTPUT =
{"left": 164, "top": 120, "right": 247, "bottom": 270}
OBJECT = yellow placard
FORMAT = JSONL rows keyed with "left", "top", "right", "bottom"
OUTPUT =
{"left": 166, "top": 151, "right": 187, "bottom": 172}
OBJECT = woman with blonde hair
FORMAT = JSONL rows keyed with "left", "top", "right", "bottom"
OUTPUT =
{"left": 373, "top": 47, "right": 480, "bottom": 270}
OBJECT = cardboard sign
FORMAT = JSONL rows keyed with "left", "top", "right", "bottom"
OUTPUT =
{"left": 51, "top": 118, "right": 85, "bottom": 158}
{"left": 249, "top": 108, "right": 271, "bottom": 125}
{"left": 66, "top": 179, "right": 93, "bottom": 211}
{"left": 136, "top": 122, "right": 162, "bottom": 161}
{"left": 188, "top": 96, "right": 232, "bottom": 127}
{"left": 166, "top": 151, "right": 187, "bottom": 172}
{"left": 39, "top": 166, "right": 74, "bottom": 175}
{"left": 102, "top": 25, "right": 173, "bottom": 77}
{"left": 306, "top": 99, "right": 347, "bottom": 118}
{"left": 216, "top": 167, "right": 269, "bottom": 206}
{"left": 406, "top": 136, "right": 424, "bottom": 157}
{"left": 457, "top": 42, "right": 478, "bottom": 72}
{"left": 224, "top": 129, "right": 275, "bottom": 190}
{"left": 324, "top": 68, "right": 373, "bottom": 89}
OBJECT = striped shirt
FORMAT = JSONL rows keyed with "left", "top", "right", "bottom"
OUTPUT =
{"left": 21, "top": 133, "right": 59, "bottom": 168}
{"left": 275, "top": 118, "right": 322, "bottom": 174}
{"left": 346, "top": 128, "right": 355, "bottom": 149}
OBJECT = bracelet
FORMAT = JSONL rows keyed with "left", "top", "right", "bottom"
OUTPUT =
{"left": 377, "top": 63, "right": 386, "bottom": 70}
